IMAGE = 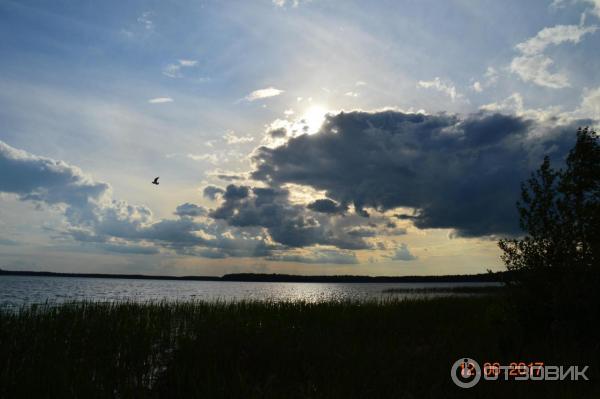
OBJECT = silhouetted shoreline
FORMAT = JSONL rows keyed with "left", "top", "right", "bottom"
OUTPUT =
{"left": 0, "top": 268, "right": 509, "bottom": 283}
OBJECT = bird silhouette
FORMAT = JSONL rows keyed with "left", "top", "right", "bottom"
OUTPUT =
{"left": 152, "top": 177, "right": 160, "bottom": 185}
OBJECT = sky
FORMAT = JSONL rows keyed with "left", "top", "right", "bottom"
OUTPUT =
{"left": 0, "top": 0, "right": 599, "bottom": 276}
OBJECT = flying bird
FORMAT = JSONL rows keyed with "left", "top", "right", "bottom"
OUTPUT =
{"left": 152, "top": 177, "right": 159, "bottom": 185}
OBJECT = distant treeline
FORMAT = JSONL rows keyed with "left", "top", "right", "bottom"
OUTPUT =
{"left": 0, "top": 268, "right": 511, "bottom": 283}
{"left": 220, "top": 272, "right": 509, "bottom": 283}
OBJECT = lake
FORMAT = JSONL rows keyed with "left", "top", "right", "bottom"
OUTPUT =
{"left": 0, "top": 275, "right": 501, "bottom": 309}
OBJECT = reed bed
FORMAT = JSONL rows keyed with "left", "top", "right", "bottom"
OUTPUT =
{"left": 0, "top": 296, "right": 597, "bottom": 398}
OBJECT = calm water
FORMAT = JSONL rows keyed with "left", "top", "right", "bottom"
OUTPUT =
{"left": 0, "top": 275, "right": 500, "bottom": 309}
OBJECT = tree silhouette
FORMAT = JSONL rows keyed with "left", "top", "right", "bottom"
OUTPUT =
{"left": 498, "top": 127, "right": 600, "bottom": 332}
{"left": 499, "top": 127, "right": 599, "bottom": 275}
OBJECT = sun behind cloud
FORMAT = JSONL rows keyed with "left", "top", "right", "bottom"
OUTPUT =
{"left": 301, "top": 105, "right": 329, "bottom": 135}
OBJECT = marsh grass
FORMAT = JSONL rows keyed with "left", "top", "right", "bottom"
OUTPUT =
{"left": 0, "top": 296, "right": 598, "bottom": 398}
{"left": 382, "top": 285, "right": 506, "bottom": 294}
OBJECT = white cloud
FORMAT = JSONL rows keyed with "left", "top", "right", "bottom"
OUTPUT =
{"left": 345, "top": 91, "right": 359, "bottom": 97}
{"left": 267, "top": 248, "right": 358, "bottom": 264}
{"left": 244, "top": 87, "right": 284, "bottom": 101}
{"left": 223, "top": 131, "right": 254, "bottom": 144}
{"left": 163, "top": 59, "right": 199, "bottom": 78}
{"left": 19, "top": 144, "right": 270, "bottom": 259}
{"left": 471, "top": 67, "right": 498, "bottom": 93}
{"left": 549, "top": 0, "right": 569, "bottom": 9}
{"left": 417, "top": 77, "right": 461, "bottom": 101}
{"left": 550, "top": 1, "right": 600, "bottom": 20}
{"left": 272, "top": 0, "right": 303, "bottom": 7}
{"left": 480, "top": 92, "right": 569, "bottom": 123}
{"left": 510, "top": 54, "right": 570, "bottom": 89}
{"left": 391, "top": 243, "right": 417, "bottom": 261}
{"left": 148, "top": 97, "right": 174, "bottom": 104}
{"left": 137, "top": 11, "right": 154, "bottom": 30}
{"left": 178, "top": 59, "right": 198, "bottom": 67}
{"left": 484, "top": 67, "right": 499, "bottom": 85}
{"left": 480, "top": 93, "right": 524, "bottom": 114}
{"left": 510, "top": 24, "right": 597, "bottom": 88}
{"left": 574, "top": 86, "right": 600, "bottom": 119}
{"left": 187, "top": 153, "right": 219, "bottom": 164}
{"left": 586, "top": 0, "right": 600, "bottom": 17}
{"left": 355, "top": 81, "right": 367, "bottom": 86}
{"left": 516, "top": 24, "right": 597, "bottom": 55}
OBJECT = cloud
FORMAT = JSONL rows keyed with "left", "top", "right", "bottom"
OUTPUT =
{"left": 245, "top": 87, "right": 284, "bottom": 101}
{"left": 98, "top": 242, "right": 160, "bottom": 255}
{"left": 137, "top": 11, "right": 154, "bottom": 30}
{"left": 187, "top": 153, "right": 218, "bottom": 164}
{"left": 586, "top": 0, "right": 600, "bottom": 17}
{"left": 391, "top": 243, "right": 417, "bottom": 261}
{"left": 212, "top": 172, "right": 246, "bottom": 182}
{"left": 307, "top": 198, "right": 347, "bottom": 214}
{"left": 272, "top": 0, "right": 304, "bottom": 7}
{"left": 516, "top": 24, "right": 597, "bottom": 55}
{"left": 224, "top": 131, "right": 255, "bottom": 144}
{"left": 208, "top": 185, "right": 372, "bottom": 249}
{"left": 178, "top": 59, "right": 198, "bottom": 67}
{"left": 174, "top": 203, "right": 207, "bottom": 217}
{"left": 266, "top": 248, "right": 358, "bottom": 264}
{"left": 480, "top": 93, "right": 524, "bottom": 114}
{"left": 250, "top": 110, "right": 589, "bottom": 237}
{"left": 268, "top": 127, "right": 288, "bottom": 139}
{"left": 0, "top": 140, "right": 273, "bottom": 259}
{"left": 148, "top": 97, "right": 174, "bottom": 104}
{"left": 0, "top": 140, "right": 109, "bottom": 209}
{"left": 0, "top": 236, "right": 20, "bottom": 246}
{"left": 510, "top": 54, "right": 571, "bottom": 89}
{"left": 510, "top": 24, "right": 597, "bottom": 88}
{"left": 417, "top": 77, "right": 462, "bottom": 101}
{"left": 163, "top": 59, "right": 198, "bottom": 78}
{"left": 577, "top": 86, "right": 600, "bottom": 119}
{"left": 472, "top": 67, "right": 499, "bottom": 92}
{"left": 203, "top": 185, "right": 225, "bottom": 200}
{"left": 484, "top": 67, "right": 499, "bottom": 85}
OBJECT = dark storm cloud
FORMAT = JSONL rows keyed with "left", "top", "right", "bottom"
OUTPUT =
{"left": 307, "top": 198, "right": 347, "bottom": 214}
{"left": 216, "top": 173, "right": 245, "bottom": 181}
{"left": 251, "top": 110, "right": 588, "bottom": 237}
{"left": 202, "top": 185, "right": 225, "bottom": 200}
{"left": 208, "top": 184, "right": 371, "bottom": 249}
{"left": 394, "top": 214, "right": 417, "bottom": 220}
{"left": 268, "top": 127, "right": 287, "bottom": 139}
{"left": 345, "top": 227, "right": 377, "bottom": 237}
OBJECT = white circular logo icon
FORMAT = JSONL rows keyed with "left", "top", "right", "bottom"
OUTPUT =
{"left": 451, "top": 358, "right": 481, "bottom": 388}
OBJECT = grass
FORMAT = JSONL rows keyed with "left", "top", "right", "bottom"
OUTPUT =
{"left": 0, "top": 296, "right": 598, "bottom": 398}
{"left": 382, "top": 285, "right": 505, "bottom": 294}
